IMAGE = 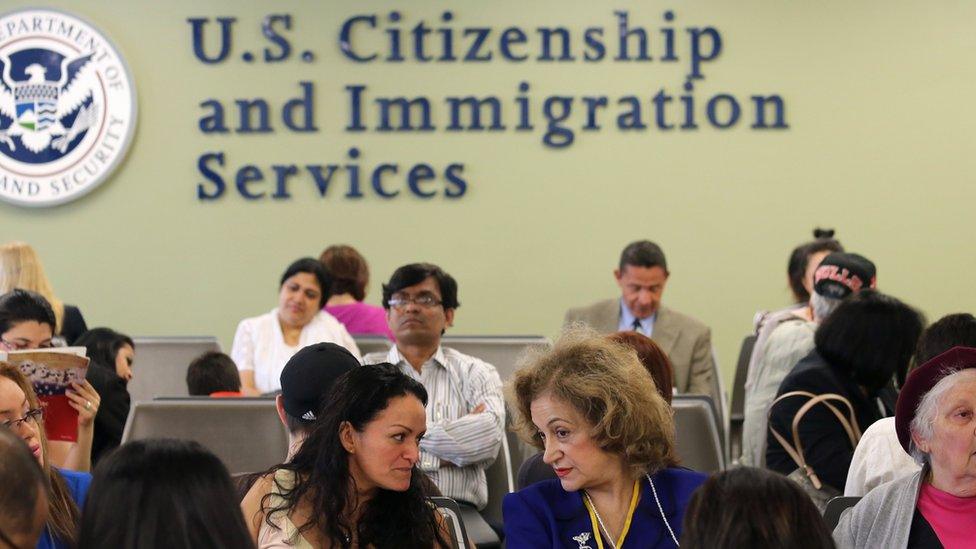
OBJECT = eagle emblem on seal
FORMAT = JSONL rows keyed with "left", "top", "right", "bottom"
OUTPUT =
{"left": 0, "top": 51, "right": 100, "bottom": 157}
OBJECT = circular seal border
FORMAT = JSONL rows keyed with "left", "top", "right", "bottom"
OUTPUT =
{"left": 0, "top": 7, "right": 138, "bottom": 208}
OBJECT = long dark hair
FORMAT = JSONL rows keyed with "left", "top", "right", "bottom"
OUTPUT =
{"left": 262, "top": 363, "right": 447, "bottom": 548}
{"left": 681, "top": 467, "right": 835, "bottom": 549}
{"left": 77, "top": 438, "right": 254, "bottom": 549}
{"left": 75, "top": 327, "right": 134, "bottom": 376}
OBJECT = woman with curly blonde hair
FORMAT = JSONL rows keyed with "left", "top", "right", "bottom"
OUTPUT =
{"left": 504, "top": 329, "right": 705, "bottom": 549}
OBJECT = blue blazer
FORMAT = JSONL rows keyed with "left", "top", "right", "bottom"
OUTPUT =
{"left": 503, "top": 467, "right": 706, "bottom": 549}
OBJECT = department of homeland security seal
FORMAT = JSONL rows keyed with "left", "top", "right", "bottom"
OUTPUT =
{"left": 0, "top": 8, "right": 136, "bottom": 207}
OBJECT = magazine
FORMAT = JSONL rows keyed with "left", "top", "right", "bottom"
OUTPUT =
{"left": 1, "top": 349, "right": 90, "bottom": 442}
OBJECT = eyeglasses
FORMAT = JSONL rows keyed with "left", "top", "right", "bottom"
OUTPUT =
{"left": 388, "top": 295, "right": 443, "bottom": 310}
{"left": 1, "top": 408, "right": 43, "bottom": 430}
{"left": 0, "top": 338, "right": 55, "bottom": 351}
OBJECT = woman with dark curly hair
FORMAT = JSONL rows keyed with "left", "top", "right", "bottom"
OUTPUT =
{"left": 504, "top": 329, "right": 706, "bottom": 549}
{"left": 241, "top": 362, "right": 449, "bottom": 548}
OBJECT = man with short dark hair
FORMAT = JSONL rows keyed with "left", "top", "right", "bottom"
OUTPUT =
{"left": 276, "top": 342, "right": 360, "bottom": 460}
{"left": 564, "top": 240, "right": 715, "bottom": 397}
{"left": 0, "top": 427, "right": 48, "bottom": 548}
{"left": 364, "top": 263, "right": 504, "bottom": 526}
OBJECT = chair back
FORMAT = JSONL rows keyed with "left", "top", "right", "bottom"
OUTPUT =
{"left": 730, "top": 334, "right": 758, "bottom": 420}
{"left": 128, "top": 336, "right": 220, "bottom": 402}
{"left": 672, "top": 395, "right": 725, "bottom": 473}
{"left": 431, "top": 497, "right": 470, "bottom": 549}
{"left": 122, "top": 398, "right": 287, "bottom": 474}
{"left": 517, "top": 452, "right": 555, "bottom": 489}
{"left": 441, "top": 336, "right": 549, "bottom": 381}
{"left": 709, "top": 346, "right": 729, "bottom": 461}
{"left": 729, "top": 334, "right": 758, "bottom": 461}
{"left": 353, "top": 336, "right": 392, "bottom": 357}
{"left": 481, "top": 431, "right": 515, "bottom": 526}
{"left": 823, "top": 496, "right": 861, "bottom": 531}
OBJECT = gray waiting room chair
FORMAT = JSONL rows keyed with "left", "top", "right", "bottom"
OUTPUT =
{"left": 672, "top": 394, "right": 726, "bottom": 473}
{"left": 128, "top": 336, "right": 220, "bottom": 402}
{"left": 121, "top": 397, "right": 287, "bottom": 474}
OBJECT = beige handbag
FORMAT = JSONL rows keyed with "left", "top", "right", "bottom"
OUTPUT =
{"left": 768, "top": 391, "right": 863, "bottom": 511}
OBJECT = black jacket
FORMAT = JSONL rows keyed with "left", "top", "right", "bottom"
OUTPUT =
{"left": 85, "top": 362, "right": 130, "bottom": 465}
{"left": 766, "top": 350, "right": 890, "bottom": 492}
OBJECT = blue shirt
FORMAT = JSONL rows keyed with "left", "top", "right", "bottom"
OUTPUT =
{"left": 618, "top": 299, "right": 657, "bottom": 337}
{"left": 37, "top": 468, "right": 91, "bottom": 549}
{"left": 503, "top": 467, "right": 706, "bottom": 549}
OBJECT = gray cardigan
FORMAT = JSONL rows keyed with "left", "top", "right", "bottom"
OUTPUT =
{"left": 833, "top": 468, "right": 925, "bottom": 549}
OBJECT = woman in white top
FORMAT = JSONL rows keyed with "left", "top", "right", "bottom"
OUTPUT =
{"left": 232, "top": 258, "right": 360, "bottom": 395}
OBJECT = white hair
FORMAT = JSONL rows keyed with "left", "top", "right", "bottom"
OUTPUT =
{"left": 909, "top": 368, "right": 976, "bottom": 465}
{"left": 810, "top": 292, "right": 842, "bottom": 322}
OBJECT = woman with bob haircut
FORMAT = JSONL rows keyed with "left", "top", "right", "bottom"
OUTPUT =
{"left": 242, "top": 362, "right": 450, "bottom": 549}
{"left": 320, "top": 244, "right": 394, "bottom": 340}
{"left": 232, "top": 257, "right": 360, "bottom": 394}
{"left": 0, "top": 362, "right": 90, "bottom": 549}
{"left": 0, "top": 242, "right": 88, "bottom": 345}
{"left": 504, "top": 329, "right": 706, "bottom": 549}
{"left": 77, "top": 438, "right": 254, "bottom": 549}
{"left": 766, "top": 289, "right": 924, "bottom": 493}
{"left": 681, "top": 467, "right": 835, "bottom": 549}
{"left": 834, "top": 346, "right": 976, "bottom": 547}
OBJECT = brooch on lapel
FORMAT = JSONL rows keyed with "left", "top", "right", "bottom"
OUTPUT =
{"left": 572, "top": 532, "right": 593, "bottom": 549}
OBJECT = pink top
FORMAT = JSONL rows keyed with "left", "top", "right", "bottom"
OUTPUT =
{"left": 325, "top": 302, "right": 394, "bottom": 340}
{"left": 917, "top": 482, "right": 976, "bottom": 547}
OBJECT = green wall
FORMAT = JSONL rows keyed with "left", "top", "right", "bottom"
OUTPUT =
{"left": 4, "top": 1, "right": 975, "bottom": 386}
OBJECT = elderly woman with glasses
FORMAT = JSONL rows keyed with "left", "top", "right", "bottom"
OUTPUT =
{"left": 834, "top": 346, "right": 976, "bottom": 548}
{"left": 0, "top": 289, "right": 99, "bottom": 473}
{"left": 504, "top": 330, "right": 706, "bottom": 549}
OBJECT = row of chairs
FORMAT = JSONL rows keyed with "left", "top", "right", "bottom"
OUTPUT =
{"left": 122, "top": 336, "right": 729, "bottom": 525}
{"left": 120, "top": 393, "right": 726, "bottom": 527}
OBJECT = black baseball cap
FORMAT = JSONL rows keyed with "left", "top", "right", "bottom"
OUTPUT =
{"left": 813, "top": 252, "right": 877, "bottom": 299}
{"left": 279, "top": 343, "right": 360, "bottom": 423}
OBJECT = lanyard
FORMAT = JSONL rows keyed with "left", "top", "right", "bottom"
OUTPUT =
{"left": 583, "top": 478, "right": 640, "bottom": 549}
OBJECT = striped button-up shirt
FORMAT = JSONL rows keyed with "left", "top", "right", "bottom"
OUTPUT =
{"left": 364, "top": 345, "right": 505, "bottom": 509}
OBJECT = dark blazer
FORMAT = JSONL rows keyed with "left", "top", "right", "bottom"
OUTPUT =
{"left": 60, "top": 304, "right": 88, "bottom": 345}
{"left": 85, "top": 362, "right": 131, "bottom": 465}
{"left": 765, "top": 350, "right": 888, "bottom": 492}
{"left": 563, "top": 300, "right": 715, "bottom": 399}
{"left": 503, "top": 468, "right": 706, "bottom": 549}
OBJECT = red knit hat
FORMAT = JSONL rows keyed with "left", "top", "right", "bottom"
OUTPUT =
{"left": 895, "top": 346, "right": 976, "bottom": 454}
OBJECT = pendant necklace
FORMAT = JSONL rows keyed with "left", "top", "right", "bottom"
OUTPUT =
{"left": 582, "top": 474, "right": 680, "bottom": 548}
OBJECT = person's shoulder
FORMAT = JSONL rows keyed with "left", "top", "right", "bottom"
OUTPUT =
{"left": 848, "top": 469, "right": 919, "bottom": 519}
{"left": 55, "top": 468, "right": 93, "bottom": 502}
{"left": 777, "top": 350, "right": 832, "bottom": 391}
{"left": 565, "top": 298, "right": 616, "bottom": 319}
{"left": 362, "top": 350, "right": 391, "bottom": 365}
{"left": 859, "top": 416, "right": 896, "bottom": 441}
{"left": 769, "top": 317, "right": 816, "bottom": 339}
{"left": 506, "top": 478, "right": 567, "bottom": 508}
{"left": 441, "top": 347, "right": 499, "bottom": 375}
{"left": 654, "top": 467, "right": 708, "bottom": 493}
{"left": 658, "top": 306, "right": 709, "bottom": 332}
{"left": 236, "top": 310, "right": 275, "bottom": 329}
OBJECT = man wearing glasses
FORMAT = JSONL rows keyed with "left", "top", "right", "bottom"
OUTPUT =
{"left": 363, "top": 263, "right": 505, "bottom": 546}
